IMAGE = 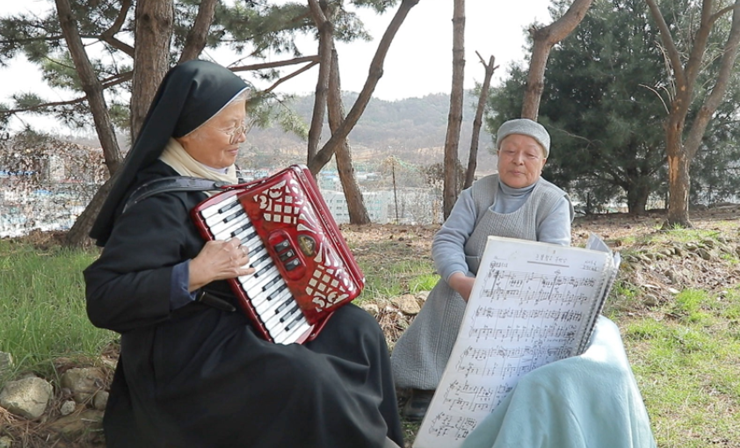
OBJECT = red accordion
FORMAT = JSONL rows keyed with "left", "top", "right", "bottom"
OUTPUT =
{"left": 191, "top": 165, "right": 365, "bottom": 344}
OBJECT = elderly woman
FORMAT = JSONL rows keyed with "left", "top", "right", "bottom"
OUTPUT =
{"left": 85, "top": 60, "right": 403, "bottom": 448}
{"left": 391, "top": 118, "right": 574, "bottom": 421}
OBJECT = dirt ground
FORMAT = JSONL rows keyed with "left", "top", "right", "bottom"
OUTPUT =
{"left": 2, "top": 205, "right": 739, "bottom": 447}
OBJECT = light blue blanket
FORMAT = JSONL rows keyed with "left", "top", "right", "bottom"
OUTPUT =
{"left": 461, "top": 316, "right": 657, "bottom": 448}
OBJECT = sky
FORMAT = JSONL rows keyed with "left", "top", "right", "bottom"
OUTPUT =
{"left": 0, "top": 0, "right": 553, "bottom": 132}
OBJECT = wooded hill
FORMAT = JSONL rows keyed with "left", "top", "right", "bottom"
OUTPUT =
{"left": 244, "top": 91, "right": 498, "bottom": 174}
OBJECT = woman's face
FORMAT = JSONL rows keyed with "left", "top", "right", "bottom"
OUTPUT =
{"left": 496, "top": 134, "right": 547, "bottom": 189}
{"left": 177, "top": 99, "right": 247, "bottom": 169}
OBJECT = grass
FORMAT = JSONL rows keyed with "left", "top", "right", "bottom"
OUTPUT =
{"left": 0, "top": 239, "right": 115, "bottom": 383}
{"left": 1, "top": 215, "right": 740, "bottom": 447}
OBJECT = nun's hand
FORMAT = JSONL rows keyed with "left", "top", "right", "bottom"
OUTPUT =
{"left": 189, "top": 238, "right": 256, "bottom": 291}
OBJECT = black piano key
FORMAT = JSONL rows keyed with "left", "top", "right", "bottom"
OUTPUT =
{"left": 230, "top": 222, "right": 253, "bottom": 238}
{"left": 274, "top": 299, "right": 294, "bottom": 314}
{"left": 261, "top": 275, "right": 281, "bottom": 292}
{"left": 251, "top": 252, "right": 273, "bottom": 271}
{"left": 221, "top": 210, "right": 242, "bottom": 224}
{"left": 284, "top": 312, "right": 306, "bottom": 332}
{"left": 267, "top": 283, "right": 288, "bottom": 300}
{"left": 217, "top": 200, "right": 241, "bottom": 214}
{"left": 279, "top": 303, "right": 301, "bottom": 322}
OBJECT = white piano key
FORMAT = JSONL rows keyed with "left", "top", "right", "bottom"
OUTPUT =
{"left": 263, "top": 301, "right": 300, "bottom": 332}
{"left": 199, "top": 195, "right": 239, "bottom": 219}
{"left": 274, "top": 319, "right": 312, "bottom": 345}
{"left": 238, "top": 264, "right": 278, "bottom": 291}
{"left": 210, "top": 213, "right": 250, "bottom": 237}
{"left": 253, "top": 288, "right": 292, "bottom": 318}
{"left": 204, "top": 205, "right": 243, "bottom": 228}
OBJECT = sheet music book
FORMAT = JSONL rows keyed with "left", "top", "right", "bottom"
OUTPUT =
{"left": 413, "top": 235, "right": 621, "bottom": 448}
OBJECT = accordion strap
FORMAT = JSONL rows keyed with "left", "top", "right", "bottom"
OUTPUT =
{"left": 123, "top": 176, "right": 230, "bottom": 214}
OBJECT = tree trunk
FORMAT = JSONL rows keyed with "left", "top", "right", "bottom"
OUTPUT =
{"left": 306, "top": 0, "right": 333, "bottom": 165}
{"left": 55, "top": 0, "right": 123, "bottom": 248}
{"left": 443, "top": 0, "right": 465, "bottom": 219}
{"left": 664, "top": 121, "right": 692, "bottom": 227}
{"left": 327, "top": 48, "right": 371, "bottom": 225}
{"left": 131, "top": 0, "right": 174, "bottom": 140}
{"left": 646, "top": 0, "right": 740, "bottom": 228}
{"left": 521, "top": 0, "right": 593, "bottom": 119}
{"left": 464, "top": 53, "right": 497, "bottom": 189}
{"left": 64, "top": 174, "right": 117, "bottom": 248}
{"left": 307, "top": 0, "right": 420, "bottom": 175}
{"left": 178, "top": 0, "right": 218, "bottom": 63}
{"left": 626, "top": 177, "right": 650, "bottom": 215}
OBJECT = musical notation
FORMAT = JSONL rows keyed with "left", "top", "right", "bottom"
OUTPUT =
{"left": 413, "top": 236, "right": 619, "bottom": 448}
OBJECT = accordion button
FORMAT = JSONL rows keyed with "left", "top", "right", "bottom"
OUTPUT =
{"left": 279, "top": 249, "right": 296, "bottom": 261}
{"left": 274, "top": 239, "right": 291, "bottom": 252}
{"left": 285, "top": 258, "right": 301, "bottom": 271}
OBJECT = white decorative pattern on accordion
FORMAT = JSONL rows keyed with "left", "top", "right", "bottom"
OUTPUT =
{"left": 252, "top": 177, "right": 358, "bottom": 312}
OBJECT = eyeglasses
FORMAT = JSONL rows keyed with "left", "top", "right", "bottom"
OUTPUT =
{"left": 225, "top": 122, "right": 248, "bottom": 145}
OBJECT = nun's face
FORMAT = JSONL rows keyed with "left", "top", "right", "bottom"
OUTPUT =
{"left": 496, "top": 134, "right": 547, "bottom": 189}
{"left": 177, "top": 99, "right": 247, "bottom": 169}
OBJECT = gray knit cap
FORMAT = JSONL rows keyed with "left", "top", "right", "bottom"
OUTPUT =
{"left": 496, "top": 118, "right": 550, "bottom": 158}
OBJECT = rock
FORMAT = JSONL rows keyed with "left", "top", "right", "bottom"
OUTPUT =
{"left": 390, "top": 294, "right": 421, "bottom": 315}
{"left": 0, "top": 376, "right": 53, "bottom": 420}
{"left": 60, "top": 367, "right": 106, "bottom": 404}
{"left": 644, "top": 294, "right": 660, "bottom": 307}
{"left": 60, "top": 399, "right": 77, "bottom": 416}
{"left": 697, "top": 248, "right": 712, "bottom": 261}
{"left": 46, "top": 408, "right": 104, "bottom": 439}
{"left": 360, "top": 302, "right": 380, "bottom": 316}
{"left": 92, "top": 391, "right": 109, "bottom": 411}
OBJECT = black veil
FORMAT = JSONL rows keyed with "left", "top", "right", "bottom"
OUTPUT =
{"left": 90, "top": 60, "right": 248, "bottom": 246}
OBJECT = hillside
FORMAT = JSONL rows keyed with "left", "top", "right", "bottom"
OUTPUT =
{"left": 244, "top": 91, "right": 498, "bottom": 173}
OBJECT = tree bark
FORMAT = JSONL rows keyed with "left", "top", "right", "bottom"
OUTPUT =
{"left": 443, "top": 0, "right": 466, "bottom": 219}
{"left": 307, "top": 0, "right": 420, "bottom": 175}
{"left": 521, "top": 0, "right": 593, "bottom": 120}
{"left": 55, "top": 0, "right": 123, "bottom": 248}
{"left": 64, "top": 173, "right": 117, "bottom": 248}
{"left": 328, "top": 48, "right": 371, "bottom": 225}
{"left": 131, "top": 0, "right": 174, "bottom": 140}
{"left": 626, "top": 176, "right": 651, "bottom": 215}
{"left": 306, "top": 0, "right": 333, "bottom": 164}
{"left": 178, "top": 0, "right": 218, "bottom": 63}
{"left": 646, "top": 0, "right": 740, "bottom": 227}
{"left": 464, "top": 53, "right": 497, "bottom": 189}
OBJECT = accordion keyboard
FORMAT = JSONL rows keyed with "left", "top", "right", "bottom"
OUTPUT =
{"left": 199, "top": 194, "right": 313, "bottom": 344}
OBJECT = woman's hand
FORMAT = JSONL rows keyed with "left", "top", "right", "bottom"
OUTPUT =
{"left": 188, "top": 238, "right": 256, "bottom": 291}
{"left": 447, "top": 272, "right": 476, "bottom": 302}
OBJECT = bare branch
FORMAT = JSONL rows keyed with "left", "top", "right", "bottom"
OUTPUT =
{"left": 708, "top": 2, "right": 740, "bottom": 24}
{"left": 229, "top": 55, "right": 320, "bottom": 72}
{"left": 308, "top": 0, "right": 421, "bottom": 174}
{"left": 261, "top": 61, "right": 319, "bottom": 94}
{"left": 638, "top": 83, "right": 670, "bottom": 114}
{"left": 179, "top": 0, "right": 218, "bottom": 62}
{"left": 645, "top": 0, "right": 685, "bottom": 83}
{"left": 99, "top": 0, "right": 134, "bottom": 57}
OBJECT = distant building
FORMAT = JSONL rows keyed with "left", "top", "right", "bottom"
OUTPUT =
{"left": 320, "top": 188, "right": 439, "bottom": 225}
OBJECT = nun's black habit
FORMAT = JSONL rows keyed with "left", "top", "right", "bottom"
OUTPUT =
{"left": 84, "top": 60, "right": 403, "bottom": 448}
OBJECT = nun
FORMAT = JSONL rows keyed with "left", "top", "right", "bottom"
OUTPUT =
{"left": 84, "top": 60, "right": 404, "bottom": 448}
